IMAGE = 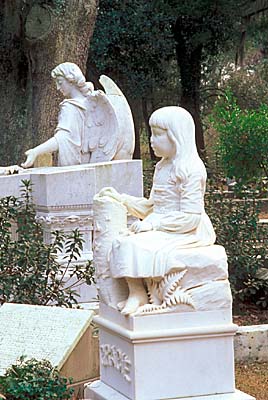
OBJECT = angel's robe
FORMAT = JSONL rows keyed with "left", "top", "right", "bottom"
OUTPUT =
{"left": 54, "top": 98, "right": 90, "bottom": 166}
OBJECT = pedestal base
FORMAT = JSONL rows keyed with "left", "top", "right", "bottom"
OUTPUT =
{"left": 84, "top": 381, "right": 255, "bottom": 400}
{"left": 86, "top": 305, "right": 255, "bottom": 400}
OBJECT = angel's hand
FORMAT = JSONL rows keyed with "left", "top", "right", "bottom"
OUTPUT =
{"left": 98, "top": 187, "right": 122, "bottom": 202}
{"left": 21, "top": 149, "right": 37, "bottom": 168}
{"left": 130, "top": 220, "right": 153, "bottom": 234}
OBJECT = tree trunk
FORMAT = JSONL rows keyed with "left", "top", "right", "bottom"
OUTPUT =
{"left": 173, "top": 19, "right": 205, "bottom": 156}
{"left": 142, "top": 98, "right": 156, "bottom": 161}
{"left": 130, "top": 98, "right": 142, "bottom": 159}
{"left": 0, "top": 0, "right": 98, "bottom": 166}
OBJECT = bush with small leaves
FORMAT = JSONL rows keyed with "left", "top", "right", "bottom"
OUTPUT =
{"left": 210, "top": 90, "right": 268, "bottom": 186}
{"left": 0, "top": 180, "right": 95, "bottom": 307}
{"left": 206, "top": 185, "right": 268, "bottom": 310}
{"left": 0, "top": 356, "right": 73, "bottom": 400}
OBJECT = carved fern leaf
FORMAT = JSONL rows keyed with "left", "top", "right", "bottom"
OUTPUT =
{"left": 163, "top": 287, "right": 195, "bottom": 309}
{"left": 158, "top": 269, "right": 187, "bottom": 302}
{"left": 137, "top": 269, "right": 195, "bottom": 314}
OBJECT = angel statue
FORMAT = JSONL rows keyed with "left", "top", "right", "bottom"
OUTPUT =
{"left": 95, "top": 106, "right": 218, "bottom": 316}
{"left": 22, "top": 62, "right": 135, "bottom": 168}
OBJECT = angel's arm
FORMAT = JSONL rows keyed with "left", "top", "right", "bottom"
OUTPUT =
{"left": 22, "top": 138, "right": 58, "bottom": 168}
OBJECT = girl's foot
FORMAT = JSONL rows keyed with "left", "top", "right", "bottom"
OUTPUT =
{"left": 117, "top": 300, "right": 127, "bottom": 311}
{"left": 121, "top": 292, "right": 148, "bottom": 315}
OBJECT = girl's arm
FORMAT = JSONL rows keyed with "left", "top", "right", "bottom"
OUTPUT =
{"left": 149, "top": 174, "right": 204, "bottom": 233}
{"left": 98, "top": 187, "right": 154, "bottom": 220}
{"left": 151, "top": 211, "right": 201, "bottom": 233}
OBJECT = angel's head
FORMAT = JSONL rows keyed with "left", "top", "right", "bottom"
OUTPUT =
{"left": 51, "top": 62, "right": 93, "bottom": 97}
{"left": 149, "top": 106, "right": 205, "bottom": 182}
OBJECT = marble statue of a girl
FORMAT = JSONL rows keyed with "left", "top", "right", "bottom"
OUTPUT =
{"left": 98, "top": 106, "right": 216, "bottom": 315}
{"left": 22, "top": 62, "right": 135, "bottom": 168}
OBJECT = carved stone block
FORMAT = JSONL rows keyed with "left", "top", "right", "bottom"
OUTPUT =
{"left": 85, "top": 304, "right": 255, "bottom": 400}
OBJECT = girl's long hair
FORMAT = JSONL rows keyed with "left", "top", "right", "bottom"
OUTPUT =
{"left": 51, "top": 62, "right": 93, "bottom": 96}
{"left": 149, "top": 106, "right": 206, "bottom": 184}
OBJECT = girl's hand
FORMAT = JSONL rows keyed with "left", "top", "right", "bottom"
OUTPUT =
{"left": 130, "top": 220, "right": 153, "bottom": 233}
{"left": 98, "top": 187, "right": 122, "bottom": 202}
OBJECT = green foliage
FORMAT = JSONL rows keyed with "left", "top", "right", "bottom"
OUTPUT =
{"left": 211, "top": 90, "right": 268, "bottom": 184}
{"left": 168, "top": 0, "right": 244, "bottom": 54}
{"left": 90, "top": 0, "right": 175, "bottom": 98}
{"left": 0, "top": 356, "right": 73, "bottom": 400}
{"left": 238, "top": 276, "right": 268, "bottom": 310}
{"left": 0, "top": 180, "right": 95, "bottom": 306}
{"left": 206, "top": 186, "right": 268, "bottom": 309}
{"left": 91, "top": 0, "right": 246, "bottom": 97}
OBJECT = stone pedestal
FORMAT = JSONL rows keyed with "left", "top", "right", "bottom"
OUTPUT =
{"left": 0, "top": 160, "right": 143, "bottom": 304}
{"left": 85, "top": 304, "right": 255, "bottom": 400}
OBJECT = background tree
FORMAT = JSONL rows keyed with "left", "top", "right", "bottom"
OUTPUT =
{"left": 89, "top": 0, "right": 245, "bottom": 155}
{"left": 88, "top": 0, "right": 176, "bottom": 158}
{"left": 0, "top": 0, "right": 98, "bottom": 166}
{"left": 90, "top": 0, "right": 268, "bottom": 157}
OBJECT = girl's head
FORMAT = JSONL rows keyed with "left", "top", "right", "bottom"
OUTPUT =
{"left": 149, "top": 106, "right": 205, "bottom": 182}
{"left": 51, "top": 62, "right": 93, "bottom": 96}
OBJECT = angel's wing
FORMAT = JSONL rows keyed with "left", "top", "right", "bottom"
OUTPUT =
{"left": 99, "top": 75, "right": 135, "bottom": 159}
{"left": 84, "top": 90, "right": 120, "bottom": 163}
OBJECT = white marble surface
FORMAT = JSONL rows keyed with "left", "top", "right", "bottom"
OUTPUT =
{"left": 0, "top": 303, "right": 94, "bottom": 375}
{"left": 85, "top": 305, "right": 255, "bottom": 400}
{"left": 85, "top": 383, "right": 255, "bottom": 400}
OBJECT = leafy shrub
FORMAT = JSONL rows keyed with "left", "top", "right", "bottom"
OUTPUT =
{"left": 210, "top": 90, "right": 268, "bottom": 185}
{"left": 0, "top": 356, "right": 73, "bottom": 400}
{"left": 0, "top": 180, "right": 95, "bottom": 306}
{"left": 206, "top": 185, "right": 268, "bottom": 309}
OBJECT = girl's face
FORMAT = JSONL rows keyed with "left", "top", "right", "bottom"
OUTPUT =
{"left": 56, "top": 77, "right": 72, "bottom": 97}
{"left": 150, "top": 126, "right": 175, "bottom": 159}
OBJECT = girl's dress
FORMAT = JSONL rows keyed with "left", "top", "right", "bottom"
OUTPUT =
{"left": 109, "top": 164, "right": 216, "bottom": 278}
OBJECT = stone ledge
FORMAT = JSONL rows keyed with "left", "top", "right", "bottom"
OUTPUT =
{"left": 84, "top": 382, "right": 254, "bottom": 400}
{"left": 234, "top": 324, "right": 268, "bottom": 362}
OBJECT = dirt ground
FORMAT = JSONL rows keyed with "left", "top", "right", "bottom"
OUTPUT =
{"left": 233, "top": 304, "right": 268, "bottom": 326}
{"left": 234, "top": 304, "right": 268, "bottom": 399}
{"left": 236, "top": 362, "right": 268, "bottom": 399}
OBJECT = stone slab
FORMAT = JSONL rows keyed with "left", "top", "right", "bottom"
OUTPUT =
{"left": 84, "top": 382, "right": 255, "bottom": 400}
{"left": 234, "top": 324, "right": 268, "bottom": 362}
{"left": 0, "top": 160, "right": 143, "bottom": 208}
{"left": 98, "top": 303, "right": 233, "bottom": 332}
{"left": 0, "top": 303, "right": 94, "bottom": 375}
